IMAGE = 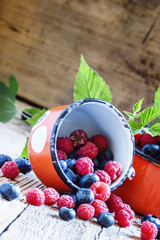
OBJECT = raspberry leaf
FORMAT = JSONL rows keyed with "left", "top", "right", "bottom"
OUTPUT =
{"left": 20, "top": 137, "right": 29, "bottom": 159}
{"left": 26, "top": 109, "right": 47, "bottom": 127}
{"left": 0, "top": 95, "right": 17, "bottom": 122}
{"left": 154, "top": 85, "right": 160, "bottom": 107}
{"left": 8, "top": 75, "right": 19, "bottom": 100}
{"left": 74, "top": 55, "right": 112, "bottom": 103}
{"left": 140, "top": 106, "right": 160, "bottom": 127}
{"left": 150, "top": 123, "right": 160, "bottom": 136}
{"left": 133, "top": 99, "right": 144, "bottom": 113}
{"left": 0, "top": 81, "right": 15, "bottom": 103}
{"left": 127, "top": 120, "right": 141, "bottom": 134}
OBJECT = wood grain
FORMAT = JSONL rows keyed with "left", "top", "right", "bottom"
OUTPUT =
{"left": 0, "top": 100, "right": 141, "bottom": 239}
{"left": 0, "top": 0, "right": 160, "bottom": 112}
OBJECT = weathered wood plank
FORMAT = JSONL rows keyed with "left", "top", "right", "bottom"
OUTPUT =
{"left": 0, "top": 0, "right": 160, "bottom": 112}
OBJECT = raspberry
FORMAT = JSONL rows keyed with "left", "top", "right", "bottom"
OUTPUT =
{"left": 106, "top": 193, "right": 123, "bottom": 213}
{"left": 134, "top": 133, "right": 141, "bottom": 146}
{"left": 70, "top": 129, "right": 88, "bottom": 147}
{"left": 91, "top": 199, "right": 109, "bottom": 217}
{"left": 57, "top": 149, "right": 67, "bottom": 161}
{"left": 77, "top": 142, "right": 98, "bottom": 160}
{"left": 141, "top": 221, "right": 158, "bottom": 240}
{"left": 76, "top": 157, "right": 94, "bottom": 175}
{"left": 152, "top": 136, "right": 159, "bottom": 145}
{"left": 58, "top": 195, "right": 75, "bottom": 209}
{"left": 76, "top": 203, "right": 95, "bottom": 220}
{"left": 90, "top": 135, "right": 108, "bottom": 153}
{"left": 104, "top": 161, "right": 122, "bottom": 181}
{"left": 115, "top": 203, "right": 135, "bottom": 220}
{"left": 26, "top": 188, "right": 45, "bottom": 206}
{"left": 57, "top": 137, "right": 73, "bottom": 154}
{"left": 90, "top": 182, "right": 110, "bottom": 202}
{"left": 2, "top": 161, "right": 20, "bottom": 179}
{"left": 43, "top": 188, "right": 59, "bottom": 205}
{"left": 94, "top": 170, "right": 111, "bottom": 185}
{"left": 115, "top": 209, "right": 134, "bottom": 227}
{"left": 140, "top": 133, "right": 153, "bottom": 147}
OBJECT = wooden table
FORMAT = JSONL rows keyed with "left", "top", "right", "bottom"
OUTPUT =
{"left": 0, "top": 100, "right": 142, "bottom": 240}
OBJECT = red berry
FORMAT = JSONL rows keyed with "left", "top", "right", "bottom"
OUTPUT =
{"left": 140, "top": 133, "right": 153, "bottom": 147}
{"left": 134, "top": 133, "right": 141, "bottom": 146}
{"left": 90, "top": 135, "right": 108, "bottom": 153}
{"left": 58, "top": 195, "right": 75, "bottom": 209}
{"left": 141, "top": 221, "right": 158, "bottom": 240}
{"left": 104, "top": 161, "right": 122, "bottom": 181}
{"left": 43, "top": 188, "right": 59, "bottom": 205}
{"left": 106, "top": 193, "right": 123, "bottom": 213}
{"left": 94, "top": 170, "right": 111, "bottom": 185}
{"left": 57, "top": 137, "right": 73, "bottom": 154}
{"left": 90, "top": 182, "right": 110, "bottom": 202}
{"left": 91, "top": 199, "right": 109, "bottom": 217}
{"left": 2, "top": 161, "right": 20, "bottom": 179}
{"left": 57, "top": 149, "right": 67, "bottom": 161}
{"left": 77, "top": 142, "right": 98, "bottom": 160}
{"left": 70, "top": 129, "right": 88, "bottom": 147}
{"left": 115, "top": 209, "right": 133, "bottom": 227}
{"left": 77, "top": 203, "right": 95, "bottom": 220}
{"left": 26, "top": 188, "right": 45, "bottom": 206}
{"left": 76, "top": 157, "right": 94, "bottom": 175}
{"left": 152, "top": 136, "right": 159, "bottom": 145}
{"left": 115, "top": 203, "right": 135, "bottom": 219}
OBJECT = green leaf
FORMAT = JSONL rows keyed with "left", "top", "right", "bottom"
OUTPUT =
{"left": 0, "top": 82, "right": 15, "bottom": 102}
{"left": 127, "top": 119, "right": 141, "bottom": 134}
{"left": 20, "top": 137, "right": 29, "bottom": 159}
{"left": 0, "top": 95, "right": 17, "bottom": 122}
{"left": 74, "top": 55, "right": 112, "bottom": 103}
{"left": 154, "top": 85, "right": 160, "bottom": 107}
{"left": 26, "top": 109, "right": 47, "bottom": 127}
{"left": 124, "top": 111, "right": 134, "bottom": 118}
{"left": 24, "top": 108, "right": 42, "bottom": 116}
{"left": 140, "top": 106, "right": 160, "bottom": 127}
{"left": 133, "top": 99, "right": 144, "bottom": 113}
{"left": 150, "top": 123, "right": 160, "bottom": 136}
{"left": 9, "top": 75, "right": 19, "bottom": 99}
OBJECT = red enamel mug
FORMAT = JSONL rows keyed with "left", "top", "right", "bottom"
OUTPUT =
{"left": 28, "top": 99, "right": 134, "bottom": 193}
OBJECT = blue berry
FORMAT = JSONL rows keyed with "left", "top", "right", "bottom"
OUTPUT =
{"left": 69, "top": 193, "right": 79, "bottom": 209}
{"left": 0, "top": 154, "right": 12, "bottom": 168}
{"left": 67, "top": 150, "right": 78, "bottom": 159}
{"left": 59, "top": 160, "right": 67, "bottom": 171}
{"left": 141, "top": 144, "right": 160, "bottom": 159}
{"left": 64, "top": 168, "right": 79, "bottom": 184}
{"left": 97, "top": 212, "right": 114, "bottom": 228}
{"left": 14, "top": 157, "right": 32, "bottom": 174}
{"left": 99, "top": 160, "right": 110, "bottom": 170}
{"left": 0, "top": 182, "right": 21, "bottom": 201}
{"left": 59, "top": 207, "right": 76, "bottom": 221}
{"left": 92, "top": 158, "right": 99, "bottom": 169}
{"left": 80, "top": 173, "right": 100, "bottom": 188}
{"left": 141, "top": 214, "right": 160, "bottom": 238}
{"left": 76, "top": 188, "right": 94, "bottom": 204}
{"left": 98, "top": 148, "right": 114, "bottom": 162}
{"left": 66, "top": 159, "right": 77, "bottom": 172}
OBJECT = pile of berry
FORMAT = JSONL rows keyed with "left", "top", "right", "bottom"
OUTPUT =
{"left": 56, "top": 129, "right": 121, "bottom": 187}
{"left": 135, "top": 132, "right": 160, "bottom": 160}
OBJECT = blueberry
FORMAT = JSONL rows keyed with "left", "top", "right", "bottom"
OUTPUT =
{"left": 141, "top": 144, "right": 160, "bottom": 159}
{"left": 14, "top": 157, "right": 32, "bottom": 174}
{"left": 0, "top": 154, "right": 12, "bottom": 168}
{"left": 59, "top": 207, "right": 76, "bottom": 221}
{"left": 99, "top": 160, "right": 110, "bottom": 170}
{"left": 141, "top": 214, "right": 160, "bottom": 238}
{"left": 69, "top": 193, "right": 79, "bottom": 209}
{"left": 80, "top": 173, "right": 100, "bottom": 188}
{"left": 59, "top": 160, "right": 67, "bottom": 171}
{"left": 92, "top": 158, "right": 99, "bottom": 169}
{"left": 0, "top": 182, "right": 21, "bottom": 201}
{"left": 67, "top": 150, "right": 78, "bottom": 159}
{"left": 76, "top": 188, "right": 94, "bottom": 204}
{"left": 64, "top": 168, "right": 79, "bottom": 184}
{"left": 98, "top": 148, "right": 114, "bottom": 162}
{"left": 97, "top": 212, "right": 114, "bottom": 228}
{"left": 66, "top": 159, "right": 77, "bottom": 172}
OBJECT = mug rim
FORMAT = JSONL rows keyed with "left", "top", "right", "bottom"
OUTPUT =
{"left": 50, "top": 98, "right": 135, "bottom": 192}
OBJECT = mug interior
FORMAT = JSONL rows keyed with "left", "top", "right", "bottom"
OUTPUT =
{"left": 51, "top": 99, "right": 135, "bottom": 191}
